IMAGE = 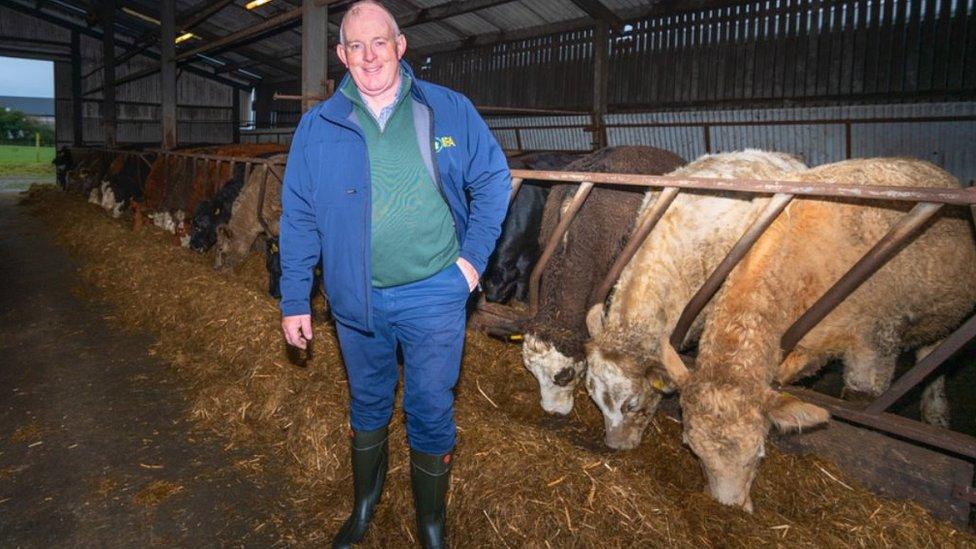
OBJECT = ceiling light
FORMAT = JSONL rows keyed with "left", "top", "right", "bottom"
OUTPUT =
{"left": 175, "top": 32, "right": 196, "bottom": 44}
{"left": 121, "top": 6, "right": 160, "bottom": 25}
{"left": 245, "top": 0, "right": 273, "bottom": 10}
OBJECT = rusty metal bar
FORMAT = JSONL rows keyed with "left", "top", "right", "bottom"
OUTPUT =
{"left": 669, "top": 193, "right": 794, "bottom": 349}
{"left": 509, "top": 169, "right": 976, "bottom": 206}
{"left": 786, "top": 387, "right": 976, "bottom": 459}
{"left": 780, "top": 202, "right": 945, "bottom": 355}
{"left": 527, "top": 182, "right": 595, "bottom": 317}
{"left": 865, "top": 313, "right": 976, "bottom": 414}
{"left": 591, "top": 187, "right": 680, "bottom": 309}
{"left": 510, "top": 177, "right": 524, "bottom": 198}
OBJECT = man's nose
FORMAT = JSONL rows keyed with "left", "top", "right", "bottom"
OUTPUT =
{"left": 363, "top": 45, "right": 377, "bottom": 62}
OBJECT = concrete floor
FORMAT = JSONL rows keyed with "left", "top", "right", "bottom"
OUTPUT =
{"left": 0, "top": 191, "right": 301, "bottom": 546}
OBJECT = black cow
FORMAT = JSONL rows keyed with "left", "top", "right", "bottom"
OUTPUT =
{"left": 189, "top": 166, "right": 246, "bottom": 252}
{"left": 265, "top": 236, "right": 282, "bottom": 299}
{"left": 482, "top": 152, "right": 580, "bottom": 303}
{"left": 53, "top": 147, "right": 73, "bottom": 190}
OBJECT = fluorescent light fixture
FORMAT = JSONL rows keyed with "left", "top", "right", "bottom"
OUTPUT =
{"left": 175, "top": 32, "right": 196, "bottom": 44}
{"left": 121, "top": 6, "right": 160, "bottom": 25}
{"left": 245, "top": 0, "right": 273, "bottom": 9}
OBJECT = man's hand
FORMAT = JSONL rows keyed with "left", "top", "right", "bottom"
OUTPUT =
{"left": 456, "top": 257, "right": 479, "bottom": 292}
{"left": 282, "top": 314, "right": 313, "bottom": 349}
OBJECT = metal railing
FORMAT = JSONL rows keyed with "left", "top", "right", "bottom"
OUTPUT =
{"left": 76, "top": 147, "right": 976, "bottom": 504}
{"left": 482, "top": 168, "right": 976, "bottom": 478}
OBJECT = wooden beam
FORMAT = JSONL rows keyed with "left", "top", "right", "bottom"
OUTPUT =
{"left": 160, "top": 0, "right": 177, "bottom": 149}
{"left": 232, "top": 89, "right": 241, "bottom": 142}
{"left": 176, "top": 7, "right": 303, "bottom": 62}
{"left": 302, "top": 0, "right": 329, "bottom": 113}
{"left": 214, "top": 46, "right": 300, "bottom": 74}
{"left": 100, "top": 0, "right": 116, "bottom": 147}
{"left": 566, "top": 0, "right": 624, "bottom": 30}
{"left": 592, "top": 21, "right": 609, "bottom": 148}
{"left": 71, "top": 30, "right": 83, "bottom": 146}
{"left": 1, "top": 0, "right": 254, "bottom": 90}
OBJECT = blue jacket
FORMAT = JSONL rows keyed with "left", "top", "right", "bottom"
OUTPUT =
{"left": 279, "top": 62, "right": 512, "bottom": 332}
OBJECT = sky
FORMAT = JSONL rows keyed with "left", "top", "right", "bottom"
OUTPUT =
{"left": 0, "top": 56, "right": 54, "bottom": 98}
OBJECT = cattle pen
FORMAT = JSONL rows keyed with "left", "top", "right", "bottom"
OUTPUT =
{"left": 3, "top": 0, "right": 976, "bottom": 545}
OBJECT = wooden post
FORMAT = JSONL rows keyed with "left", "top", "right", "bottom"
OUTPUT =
{"left": 100, "top": 0, "right": 117, "bottom": 147}
{"left": 592, "top": 22, "right": 609, "bottom": 150}
{"left": 301, "top": 0, "right": 330, "bottom": 113}
{"left": 232, "top": 89, "right": 241, "bottom": 143}
{"left": 160, "top": 0, "right": 178, "bottom": 150}
{"left": 70, "top": 30, "right": 83, "bottom": 147}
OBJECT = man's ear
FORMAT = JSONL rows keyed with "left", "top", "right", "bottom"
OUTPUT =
{"left": 396, "top": 33, "right": 407, "bottom": 60}
{"left": 336, "top": 43, "right": 348, "bottom": 67}
{"left": 764, "top": 390, "right": 829, "bottom": 432}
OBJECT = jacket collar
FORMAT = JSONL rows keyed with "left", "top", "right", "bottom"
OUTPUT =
{"left": 319, "top": 60, "right": 427, "bottom": 124}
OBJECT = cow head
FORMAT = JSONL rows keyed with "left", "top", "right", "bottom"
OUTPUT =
{"left": 522, "top": 333, "right": 585, "bottom": 415}
{"left": 661, "top": 344, "right": 828, "bottom": 512}
{"left": 585, "top": 343, "right": 671, "bottom": 450}
{"left": 214, "top": 225, "right": 248, "bottom": 271}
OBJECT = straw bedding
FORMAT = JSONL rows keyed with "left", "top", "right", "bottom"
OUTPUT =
{"left": 21, "top": 185, "right": 974, "bottom": 547}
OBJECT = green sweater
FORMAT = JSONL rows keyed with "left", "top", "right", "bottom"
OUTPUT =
{"left": 341, "top": 74, "right": 459, "bottom": 287}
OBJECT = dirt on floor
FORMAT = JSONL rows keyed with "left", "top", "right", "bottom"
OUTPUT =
{"left": 0, "top": 191, "right": 325, "bottom": 546}
{"left": 18, "top": 185, "right": 976, "bottom": 547}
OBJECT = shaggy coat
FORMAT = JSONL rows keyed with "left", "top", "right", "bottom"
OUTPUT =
{"left": 664, "top": 158, "right": 976, "bottom": 512}
{"left": 522, "top": 146, "right": 686, "bottom": 415}
{"left": 585, "top": 150, "right": 807, "bottom": 449}
{"left": 214, "top": 154, "right": 287, "bottom": 270}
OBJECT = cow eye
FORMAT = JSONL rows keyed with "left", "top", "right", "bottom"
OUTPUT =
{"left": 622, "top": 395, "right": 641, "bottom": 413}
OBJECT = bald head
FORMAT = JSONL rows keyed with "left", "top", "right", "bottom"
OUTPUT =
{"left": 339, "top": 1, "right": 401, "bottom": 45}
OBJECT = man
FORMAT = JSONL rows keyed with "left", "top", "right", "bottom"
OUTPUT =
{"left": 278, "top": 2, "right": 510, "bottom": 548}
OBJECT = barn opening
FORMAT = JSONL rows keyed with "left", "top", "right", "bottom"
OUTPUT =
{"left": 0, "top": 56, "right": 55, "bottom": 192}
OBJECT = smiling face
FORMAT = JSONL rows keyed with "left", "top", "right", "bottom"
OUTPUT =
{"left": 336, "top": 4, "right": 406, "bottom": 104}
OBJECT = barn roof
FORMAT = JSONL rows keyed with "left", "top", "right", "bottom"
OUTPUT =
{"left": 0, "top": 0, "right": 723, "bottom": 89}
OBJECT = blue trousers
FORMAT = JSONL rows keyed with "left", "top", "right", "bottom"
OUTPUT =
{"left": 334, "top": 264, "right": 469, "bottom": 454}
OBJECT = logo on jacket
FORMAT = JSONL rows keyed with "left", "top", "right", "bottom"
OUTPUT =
{"left": 434, "top": 136, "right": 456, "bottom": 153}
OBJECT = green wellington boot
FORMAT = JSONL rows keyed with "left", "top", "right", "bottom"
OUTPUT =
{"left": 331, "top": 426, "right": 389, "bottom": 549}
{"left": 409, "top": 449, "right": 453, "bottom": 549}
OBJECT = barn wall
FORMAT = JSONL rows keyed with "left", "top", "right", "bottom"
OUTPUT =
{"left": 485, "top": 101, "right": 976, "bottom": 184}
{"left": 420, "top": 0, "right": 976, "bottom": 111}
{"left": 0, "top": 5, "right": 239, "bottom": 148}
{"left": 69, "top": 34, "right": 235, "bottom": 146}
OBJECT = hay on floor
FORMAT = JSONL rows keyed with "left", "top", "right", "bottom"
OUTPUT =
{"left": 21, "top": 185, "right": 974, "bottom": 547}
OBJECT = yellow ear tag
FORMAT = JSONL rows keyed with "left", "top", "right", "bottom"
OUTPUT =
{"left": 651, "top": 379, "right": 665, "bottom": 391}
{"left": 214, "top": 207, "right": 220, "bottom": 215}
{"left": 508, "top": 334, "right": 524, "bottom": 342}
{"left": 271, "top": 243, "right": 279, "bottom": 253}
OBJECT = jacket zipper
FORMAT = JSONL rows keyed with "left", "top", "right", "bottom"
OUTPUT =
{"left": 426, "top": 105, "right": 460, "bottom": 242}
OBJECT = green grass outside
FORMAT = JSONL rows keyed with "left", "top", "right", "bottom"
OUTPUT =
{"left": 0, "top": 145, "right": 56, "bottom": 177}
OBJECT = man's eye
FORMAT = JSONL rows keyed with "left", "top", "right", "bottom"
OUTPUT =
{"left": 374, "top": 40, "right": 387, "bottom": 48}
{"left": 349, "top": 44, "right": 362, "bottom": 51}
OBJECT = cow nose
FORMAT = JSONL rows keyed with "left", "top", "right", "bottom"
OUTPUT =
{"left": 553, "top": 367, "right": 576, "bottom": 386}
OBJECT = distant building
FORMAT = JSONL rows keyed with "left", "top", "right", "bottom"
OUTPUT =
{"left": 0, "top": 96, "right": 55, "bottom": 128}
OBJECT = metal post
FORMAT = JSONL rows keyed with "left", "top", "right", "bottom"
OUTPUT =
{"left": 100, "top": 0, "right": 117, "bottom": 147}
{"left": 865, "top": 314, "right": 976, "bottom": 414}
{"left": 527, "top": 182, "right": 595, "bottom": 317}
{"left": 161, "top": 0, "right": 178, "bottom": 150}
{"left": 301, "top": 0, "right": 329, "bottom": 113}
{"left": 71, "top": 30, "right": 83, "bottom": 147}
{"left": 592, "top": 22, "right": 609, "bottom": 150}
{"left": 591, "top": 187, "right": 680, "bottom": 309}
{"left": 670, "top": 193, "right": 794, "bottom": 349}
{"left": 232, "top": 90, "right": 241, "bottom": 144}
{"left": 780, "top": 201, "right": 945, "bottom": 355}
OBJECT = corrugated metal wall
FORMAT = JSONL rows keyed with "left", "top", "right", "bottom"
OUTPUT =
{"left": 421, "top": 0, "right": 976, "bottom": 111}
{"left": 485, "top": 101, "right": 976, "bottom": 184}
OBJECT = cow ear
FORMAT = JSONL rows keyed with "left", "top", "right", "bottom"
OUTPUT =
{"left": 764, "top": 390, "right": 829, "bottom": 433}
{"left": 660, "top": 339, "right": 689, "bottom": 388}
{"left": 586, "top": 304, "right": 605, "bottom": 337}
